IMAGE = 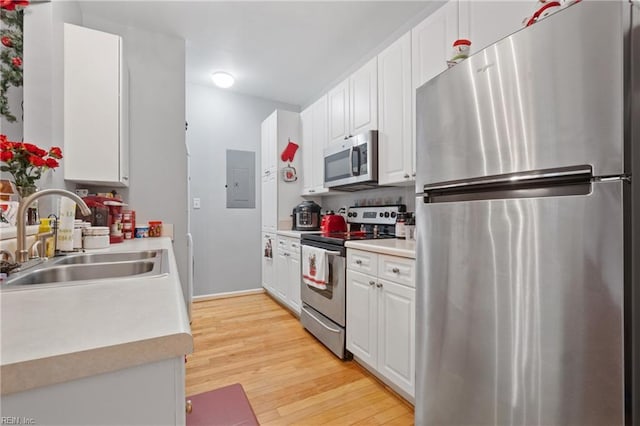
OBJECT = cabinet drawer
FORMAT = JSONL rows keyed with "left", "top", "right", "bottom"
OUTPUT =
{"left": 289, "top": 240, "right": 301, "bottom": 259}
{"left": 277, "top": 238, "right": 288, "bottom": 251}
{"left": 347, "top": 249, "right": 378, "bottom": 274}
{"left": 378, "top": 255, "right": 415, "bottom": 288}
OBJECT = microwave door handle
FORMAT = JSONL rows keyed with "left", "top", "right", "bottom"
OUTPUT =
{"left": 351, "top": 146, "right": 361, "bottom": 176}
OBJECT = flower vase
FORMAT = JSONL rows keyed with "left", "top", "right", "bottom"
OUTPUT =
{"left": 16, "top": 185, "right": 39, "bottom": 225}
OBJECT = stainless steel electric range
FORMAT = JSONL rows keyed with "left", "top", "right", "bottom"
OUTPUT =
{"left": 300, "top": 204, "right": 406, "bottom": 359}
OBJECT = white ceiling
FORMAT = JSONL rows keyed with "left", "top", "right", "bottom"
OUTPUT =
{"left": 77, "top": 1, "right": 440, "bottom": 108}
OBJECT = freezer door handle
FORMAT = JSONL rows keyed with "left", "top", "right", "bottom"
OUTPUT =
{"left": 421, "top": 165, "right": 594, "bottom": 203}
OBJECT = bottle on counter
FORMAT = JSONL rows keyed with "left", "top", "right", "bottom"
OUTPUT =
{"left": 395, "top": 212, "right": 407, "bottom": 239}
{"left": 405, "top": 215, "right": 416, "bottom": 241}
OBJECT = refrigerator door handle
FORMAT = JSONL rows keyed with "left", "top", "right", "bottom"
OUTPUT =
{"left": 420, "top": 165, "right": 595, "bottom": 203}
{"left": 423, "top": 165, "right": 592, "bottom": 193}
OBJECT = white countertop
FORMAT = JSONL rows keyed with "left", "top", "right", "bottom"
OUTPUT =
{"left": 345, "top": 238, "right": 416, "bottom": 259}
{"left": 0, "top": 237, "right": 193, "bottom": 395}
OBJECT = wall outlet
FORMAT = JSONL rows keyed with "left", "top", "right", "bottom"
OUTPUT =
{"left": 192, "top": 198, "right": 201, "bottom": 209}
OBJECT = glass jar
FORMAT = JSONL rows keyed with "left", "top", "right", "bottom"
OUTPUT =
{"left": 395, "top": 212, "right": 406, "bottom": 239}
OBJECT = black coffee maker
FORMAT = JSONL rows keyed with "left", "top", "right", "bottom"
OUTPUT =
{"left": 292, "top": 201, "right": 321, "bottom": 231}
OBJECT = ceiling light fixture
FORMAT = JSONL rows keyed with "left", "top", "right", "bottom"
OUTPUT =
{"left": 211, "top": 71, "right": 235, "bottom": 88}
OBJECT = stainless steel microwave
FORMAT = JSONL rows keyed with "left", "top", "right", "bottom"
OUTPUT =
{"left": 323, "top": 130, "right": 378, "bottom": 191}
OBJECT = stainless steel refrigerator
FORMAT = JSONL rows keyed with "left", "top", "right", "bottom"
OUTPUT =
{"left": 414, "top": 2, "right": 639, "bottom": 424}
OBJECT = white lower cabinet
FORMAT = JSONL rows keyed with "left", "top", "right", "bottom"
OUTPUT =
{"left": 347, "top": 249, "right": 415, "bottom": 400}
{"left": 269, "top": 235, "right": 302, "bottom": 315}
{"left": 3, "top": 357, "right": 186, "bottom": 425}
{"left": 262, "top": 232, "right": 275, "bottom": 293}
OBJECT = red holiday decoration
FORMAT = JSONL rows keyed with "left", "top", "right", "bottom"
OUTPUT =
{"left": 280, "top": 139, "right": 299, "bottom": 162}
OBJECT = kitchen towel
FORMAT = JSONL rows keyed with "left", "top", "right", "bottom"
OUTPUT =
{"left": 302, "top": 245, "right": 328, "bottom": 290}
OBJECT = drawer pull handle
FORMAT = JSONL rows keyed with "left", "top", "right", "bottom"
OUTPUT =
{"left": 369, "top": 280, "right": 376, "bottom": 286}
{"left": 376, "top": 283, "right": 383, "bottom": 288}
{"left": 392, "top": 267, "right": 400, "bottom": 274}
{"left": 355, "top": 260, "right": 362, "bottom": 265}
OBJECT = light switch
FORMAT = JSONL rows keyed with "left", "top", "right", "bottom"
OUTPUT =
{"left": 193, "top": 198, "right": 201, "bottom": 209}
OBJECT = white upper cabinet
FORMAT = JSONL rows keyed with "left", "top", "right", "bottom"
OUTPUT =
{"left": 301, "top": 107, "right": 313, "bottom": 191}
{"left": 261, "top": 113, "right": 278, "bottom": 176}
{"left": 349, "top": 56, "right": 378, "bottom": 136}
{"left": 377, "top": 31, "right": 413, "bottom": 185}
{"left": 301, "top": 95, "right": 329, "bottom": 195}
{"left": 411, "top": 0, "right": 459, "bottom": 91}
{"left": 458, "top": 1, "right": 533, "bottom": 54}
{"left": 63, "top": 24, "right": 129, "bottom": 187}
{"left": 328, "top": 79, "right": 350, "bottom": 145}
{"left": 260, "top": 110, "right": 302, "bottom": 232}
{"left": 328, "top": 57, "right": 378, "bottom": 145}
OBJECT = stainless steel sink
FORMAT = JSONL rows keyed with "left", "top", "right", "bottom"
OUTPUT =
{"left": 53, "top": 250, "right": 159, "bottom": 265}
{"left": 3, "top": 249, "right": 168, "bottom": 289}
{"left": 7, "top": 261, "right": 156, "bottom": 285}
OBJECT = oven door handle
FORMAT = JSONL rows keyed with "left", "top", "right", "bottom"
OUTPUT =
{"left": 324, "top": 250, "right": 343, "bottom": 257}
{"left": 304, "top": 308, "right": 341, "bottom": 334}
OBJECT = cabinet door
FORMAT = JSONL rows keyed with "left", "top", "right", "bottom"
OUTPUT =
{"left": 458, "top": 1, "right": 532, "bottom": 54}
{"left": 262, "top": 233, "right": 275, "bottom": 291}
{"left": 349, "top": 57, "right": 378, "bottom": 136}
{"left": 64, "top": 24, "right": 126, "bottom": 186}
{"left": 287, "top": 245, "right": 301, "bottom": 315}
{"left": 274, "top": 241, "right": 288, "bottom": 301}
{"left": 378, "top": 31, "right": 413, "bottom": 185}
{"left": 378, "top": 278, "right": 416, "bottom": 398}
{"left": 301, "top": 106, "right": 314, "bottom": 193}
{"left": 261, "top": 172, "right": 277, "bottom": 232}
{"left": 346, "top": 270, "right": 378, "bottom": 369}
{"left": 328, "top": 79, "right": 350, "bottom": 145}
{"left": 411, "top": 1, "right": 458, "bottom": 178}
{"left": 261, "top": 119, "right": 270, "bottom": 176}
{"left": 311, "top": 95, "right": 328, "bottom": 192}
{"left": 411, "top": 0, "right": 459, "bottom": 89}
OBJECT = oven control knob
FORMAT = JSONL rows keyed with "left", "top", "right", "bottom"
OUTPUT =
{"left": 391, "top": 212, "right": 396, "bottom": 218}
{"left": 352, "top": 212, "right": 357, "bottom": 217}
{"left": 384, "top": 212, "right": 390, "bottom": 218}
{"left": 379, "top": 212, "right": 384, "bottom": 217}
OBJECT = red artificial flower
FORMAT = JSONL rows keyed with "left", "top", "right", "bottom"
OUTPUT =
{"left": 1, "top": 36, "right": 12, "bottom": 47}
{"left": 11, "top": 57, "right": 22, "bottom": 68}
{"left": 23, "top": 143, "right": 39, "bottom": 155}
{"left": 49, "top": 146, "right": 63, "bottom": 159}
{"left": 1, "top": 151, "right": 13, "bottom": 161}
{"left": 45, "top": 158, "right": 59, "bottom": 169}
{"left": 0, "top": 0, "right": 29, "bottom": 11}
{"left": 1, "top": 141, "right": 11, "bottom": 151}
{"left": 28, "top": 155, "right": 45, "bottom": 167}
{"left": 0, "top": 134, "right": 7, "bottom": 144}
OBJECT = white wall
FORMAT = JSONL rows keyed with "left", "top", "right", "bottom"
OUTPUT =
{"left": 22, "top": 2, "right": 82, "bottom": 213}
{"left": 320, "top": 186, "right": 416, "bottom": 215}
{"left": 22, "top": 4, "right": 189, "bottom": 304}
{"left": 80, "top": 14, "right": 188, "bottom": 298}
{"left": 186, "top": 83, "right": 298, "bottom": 297}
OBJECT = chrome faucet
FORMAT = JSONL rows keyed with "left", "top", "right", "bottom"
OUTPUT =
{"left": 16, "top": 189, "right": 92, "bottom": 263}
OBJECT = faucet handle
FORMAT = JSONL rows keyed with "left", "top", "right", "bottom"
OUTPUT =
{"left": 0, "top": 249, "right": 14, "bottom": 263}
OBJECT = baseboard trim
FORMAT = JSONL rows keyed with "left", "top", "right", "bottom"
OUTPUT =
{"left": 193, "top": 288, "right": 265, "bottom": 302}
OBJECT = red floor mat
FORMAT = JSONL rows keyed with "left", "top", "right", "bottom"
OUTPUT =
{"left": 186, "top": 383, "right": 259, "bottom": 426}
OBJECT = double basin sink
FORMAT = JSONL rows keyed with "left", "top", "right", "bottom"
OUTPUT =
{"left": 4, "top": 250, "right": 168, "bottom": 289}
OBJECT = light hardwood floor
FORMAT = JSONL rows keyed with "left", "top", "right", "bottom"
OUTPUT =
{"left": 186, "top": 292, "right": 414, "bottom": 425}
